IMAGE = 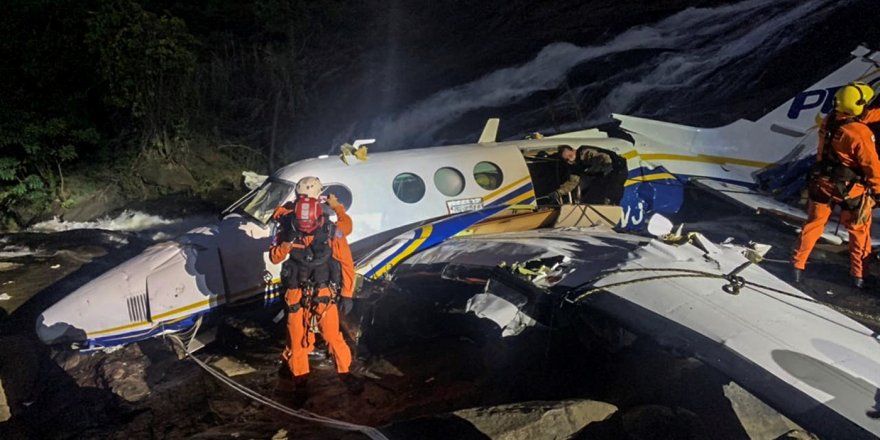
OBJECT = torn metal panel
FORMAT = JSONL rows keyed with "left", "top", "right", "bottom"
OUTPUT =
{"left": 466, "top": 282, "right": 537, "bottom": 337}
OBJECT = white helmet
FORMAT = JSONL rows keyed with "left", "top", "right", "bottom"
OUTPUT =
{"left": 295, "top": 176, "right": 323, "bottom": 198}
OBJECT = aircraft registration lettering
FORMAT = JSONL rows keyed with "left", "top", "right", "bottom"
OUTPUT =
{"left": 788, "top": 77, "right": 880, "bottom": 120}
{"left": 447, "top": 197, "right": 483, "bottom": 214}
{"left": 620, "top": 201, "right": 645, "bottom": 229}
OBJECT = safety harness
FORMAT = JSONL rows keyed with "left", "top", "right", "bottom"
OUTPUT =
{"left": 278, "top": 218, "right": 344, "bottom": 347}
{"left": 808, "top": 114, "right": 865, "bottom": 210}
{"left": 281, "top": 222, "right": 342, "bottom": 304}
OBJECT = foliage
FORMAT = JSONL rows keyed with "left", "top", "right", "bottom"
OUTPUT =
{"left": 0, "top": 0, "right": 355, "bottom": 227}
{"left": 86, "top": 0, "right": 198, "bottom": 155}
{"left": 0, "top": 116, "right": 101, "bottom": 208}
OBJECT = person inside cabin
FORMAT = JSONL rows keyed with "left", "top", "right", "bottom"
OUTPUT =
{"left": 549, "top": 144, "right": 614, "bottom": 205}
{"left": 792, "top": 82, "right": 880, "bottom": 289}
{"left": 269, "top": 176, "right": 362, "bottom": 405}
{"left": 576, "top": 145, "right": 626, "bottom": 205}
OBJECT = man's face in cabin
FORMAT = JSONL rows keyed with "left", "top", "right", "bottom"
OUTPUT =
{"left": 561, "top": 148, "right": 576, "bottom": 165}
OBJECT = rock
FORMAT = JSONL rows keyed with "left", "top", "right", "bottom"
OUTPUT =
{"left": 0, "top": 378, "right": 10, "bottom": 422}
{"left": 453, "top": 399, "right": 618, "bottom": 440}
{"left": 139, "top": 163, "right": 198, "bottom": 192}
{"left": 723, "top": 382, "right": 802, "bottom": 439}
{"left": 64, "top": 187, "right": 126, "bottom": 222}
{"left": 223, "top": 317, "right": 271, "bottom": 340}
{"left": 98, "top": 344, "right": 151, "bottom": 402}
{"left": 211, "top": 357, "right": 256, "bottom": 377}
{"left": 363, "top": 356, "right": 405, "bottom": 378}
{"left": 775, "top": 429, "right": 819, "bottom": 440}
{"left": 271, "top": 428, "right": 289, "bottom": 440}
{"left": 0, "top": 262, "right": 22, "bottom": 271}
{"left": 620, "top": 405, "right": 708, "bottom": 440}
{"left": 0, "top": 335, "right": 42, "bottom": 418}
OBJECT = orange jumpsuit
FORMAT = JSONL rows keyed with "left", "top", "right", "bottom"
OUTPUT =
{"left": 270, "top": 203, "right": 356, "bottom": 378}
{"left": 792, "top": 109, "right": 880, "bottom": 278}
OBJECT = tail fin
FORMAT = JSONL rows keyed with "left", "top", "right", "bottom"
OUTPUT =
{"left": 757, "top": 46, "right": 880, "bottom": 133}
{"left": 615, "top": 46, "right": 880, "bottom": 173}
{"left": 609, "top": 46, "right": 880, "bottom": 232}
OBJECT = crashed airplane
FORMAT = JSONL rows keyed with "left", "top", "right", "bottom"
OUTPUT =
{"left": 35, "top": 46, "right": 880, "bottom": 438}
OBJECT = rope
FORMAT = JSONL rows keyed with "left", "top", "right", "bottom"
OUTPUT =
{"left": 167, "top": 335, "right": 389, "bottom": 440}
{"left": 566, "top": 267, "right": 880, "bottom": 328}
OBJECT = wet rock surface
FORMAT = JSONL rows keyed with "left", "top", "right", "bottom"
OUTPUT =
{"left": 723, "top": 382, "right": 801, "bottom": 440}
{"left": 97, "top": 345, "right": 152, "bottom": 402}
{"left": 455, "top": 399, "right": 618, "bottom": 439}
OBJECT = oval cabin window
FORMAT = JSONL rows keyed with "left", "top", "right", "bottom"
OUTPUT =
{"left": 322, "top": 184, "right": 353, "bottom": 210}
{"left": 434, "top": 167, "right": 465, "bottom": 197}
{"left": 392, "top": 172, "right": 426, "bottom": 203}
{"left": 473, "top": 161, "right": 504, "bottom": 190}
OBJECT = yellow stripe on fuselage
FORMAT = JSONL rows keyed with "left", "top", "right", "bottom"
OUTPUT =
{"left": 624, "top": 173, "right": 677, "bottom": 187}
{"left": 371, "top": 224, "right": 434, "bottom": 279}
{"left": 621, "top": 150, "right": 770, "bottom": 169}
{"left": 483, "top": 176, "right": 530, "bottom": 203}
{"left": 87, "top": 298, "right": 216, "bottom": 337}
{"left": 508, "top": 190, "right": 536, "bottom": 205}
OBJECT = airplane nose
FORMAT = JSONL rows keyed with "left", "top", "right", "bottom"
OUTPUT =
{"left": 33, "top": 247, "right": 156, "bottom": 347}
{"left": 33, "top": 229, "right": 224, "bottom": 348}
{"left": 35, "top": 307, "right": 87, "bottom": 345}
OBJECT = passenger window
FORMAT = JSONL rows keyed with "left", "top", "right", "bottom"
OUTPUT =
{"left": 434, "top": 167, "right": 465, "bottom": 197}
{"left": 393, "top": 172, "right": 426, "bottom": 203}
{"left": 473, "top": 161, "right": 503, "bottom": 190}
{"left": 321, "top": 184, "right": 353, "bottom": 210}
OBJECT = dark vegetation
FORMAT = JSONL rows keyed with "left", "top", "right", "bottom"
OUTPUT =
{"left": 0, "top": 0, "right": 362, "bottom": 229}
{"left": 3, "top": 0, "right": 877, "bottom": 230}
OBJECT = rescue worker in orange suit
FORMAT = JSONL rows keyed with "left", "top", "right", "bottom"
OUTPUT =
{"left": 269, "top": 176, "right": 362, "bottom": 404}
{"left": 792, "top": 82, "right": 880, "bottom": 288}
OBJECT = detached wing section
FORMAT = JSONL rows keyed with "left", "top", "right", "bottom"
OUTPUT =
{"left": 580, "top": 237, "right": 880, "bottom": 439}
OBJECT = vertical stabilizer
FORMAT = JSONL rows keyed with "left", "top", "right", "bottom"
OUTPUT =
{"left": 478, "top": 118, "right": 500, "bottom": 144}
{"left": 756, "top": 46, "right": 880, "bottom": 134}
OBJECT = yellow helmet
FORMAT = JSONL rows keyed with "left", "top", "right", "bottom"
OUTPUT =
{"left": 834, "top": 82, "right": 875, "bottom": 116}
{"left": 294, "top": 176, "right": 323, "bottom": 198}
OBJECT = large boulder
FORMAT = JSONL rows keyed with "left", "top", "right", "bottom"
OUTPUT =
{"left": 64, "top": 187, "right": 126, "bottom": 222}
{"left": 139, "top": 163, "right": 198, "bottom": 193}
{"left": 383, "top": 399, "right": 617, "bottom": 440}
{"left": 0, "top": 335, "right": 42, "bottom": 420}
{"left": 723, "top": 382, "right": 802, "bottom": 439}
{"left": 0, "top": 378, "right": 10, "bottom": 422}
{"left": 454, "top": 399, "right": 618, "bottom": 440}
{"left": 98, "top": 344, "right": 151, "bottom": 402}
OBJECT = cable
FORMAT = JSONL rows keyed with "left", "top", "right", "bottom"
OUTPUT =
{"left": 566, "top": 267, "right": 880, "bottom": 329}
{"left": 167, "top": 335, "right": 388, "bottom": 440}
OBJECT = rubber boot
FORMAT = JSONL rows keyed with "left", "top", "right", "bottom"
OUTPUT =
{"left": 339, "top": 373, "right": 364, "bottom": 395}
{"left": 292, "top": 374, "right": 309, "bottom": 407}
{"left": 792, "top": 268, "right": 804, "bottom": 283}
{"left": 277, "top": 362, "right": 292, "bottom": 380}
{"left": 854, "top": 277, "right": 865, "bottom": 289}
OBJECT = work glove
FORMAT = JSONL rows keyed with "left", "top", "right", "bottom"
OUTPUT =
{"left": 272, "top": 201, "right": 296, "bottom": 220}
{"left": 327, "top": 193, "right": 342, "bottom": 210}
{"left": 338, "top": 297, "right": 354, "bottom": 315}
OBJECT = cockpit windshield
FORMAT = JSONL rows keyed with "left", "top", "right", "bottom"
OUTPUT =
{"left": 233, "top": 180, "right": 293, "bottom": 224}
